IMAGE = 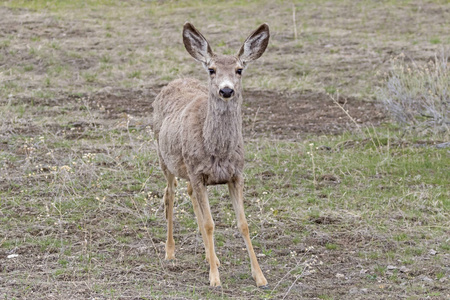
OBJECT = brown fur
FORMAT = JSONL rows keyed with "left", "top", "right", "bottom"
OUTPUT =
{"left": 152, "top": 22, "right": 269, "bottom": 287}
{"left": 154, "top": 74, "right": 244, "bottom": 185}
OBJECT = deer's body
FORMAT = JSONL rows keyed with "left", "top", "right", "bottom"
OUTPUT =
{"left": 153, "top": 77, "right": 244, "bottom": 185}
{"left": 152, "top": 23, "right": 269, "bottom": 287}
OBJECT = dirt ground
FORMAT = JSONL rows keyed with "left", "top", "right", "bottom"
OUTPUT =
{"left": 74, "top": 87, "right": 386, "bottom": 138}
{"left": 1, "top": 1, "right": 449, "bottom": 299}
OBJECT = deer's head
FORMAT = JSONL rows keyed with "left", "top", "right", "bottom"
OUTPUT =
{"left": 183, "top": 22, "right": 269, "bottom": 101}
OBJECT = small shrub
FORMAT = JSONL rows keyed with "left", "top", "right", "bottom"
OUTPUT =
{"left": 325, "top": 243, "right": 338, "bottom": 250}
{"left": 377, "top": 52, "right": 449, "bottom": 134}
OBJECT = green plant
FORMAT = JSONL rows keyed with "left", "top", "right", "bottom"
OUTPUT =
{"left": 325, "top": 243, "right": 338, "bottom": 250}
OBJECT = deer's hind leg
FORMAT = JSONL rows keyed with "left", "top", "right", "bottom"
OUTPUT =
{"left": 228, "top": 176, "right": 268, "bottom": 287}
{"left": 161, "top": 163, "right": 177, "bottom": 260}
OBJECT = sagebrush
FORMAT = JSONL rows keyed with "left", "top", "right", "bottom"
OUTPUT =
{"left": 378, "top": 52, "right": 449, "bottom": 134}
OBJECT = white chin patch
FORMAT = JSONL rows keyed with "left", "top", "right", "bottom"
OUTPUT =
{"left": 219, "top": 79, "right": 234, "bottom": 90}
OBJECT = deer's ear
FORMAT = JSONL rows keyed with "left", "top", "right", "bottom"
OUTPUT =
{"left": 237, "top": 24, "right": 270, "bottom": 64}
{"left": 183, "top": 22, "right": 214, "bottom": 64}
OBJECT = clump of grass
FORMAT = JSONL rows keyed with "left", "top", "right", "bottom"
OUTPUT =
{"left": 377, "top": 52, "right": 449, "bottom": 134}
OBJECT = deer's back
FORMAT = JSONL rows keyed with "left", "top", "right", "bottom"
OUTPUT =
{"left": 153, "top": 78, "right": 208, "bottom": 137}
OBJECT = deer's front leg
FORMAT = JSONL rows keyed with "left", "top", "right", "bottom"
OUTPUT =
{"left": 187, "top": 182, "right": 220, "bottom": 267}
{"left": 191, "top": 181, "right": 221, "bottom": 287}
{"left": 228, "top": 176, "right": 268, "bottom": 288}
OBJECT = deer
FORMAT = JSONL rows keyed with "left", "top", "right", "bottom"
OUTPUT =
{"left": 152, "top": 22, "right": 270, "bottom": 288}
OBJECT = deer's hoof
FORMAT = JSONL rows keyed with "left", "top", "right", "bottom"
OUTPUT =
{"left": 165, "top": 253, "right": 175, "bottom": 260}
{"left": 209, "top": 272, "right": 221, "bottom": 287}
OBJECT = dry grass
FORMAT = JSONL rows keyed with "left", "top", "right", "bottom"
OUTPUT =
{"left": 377, "top": 51, "right": 449, "bottom": 134}
{"left": 1, "top": 0, "right": 449, "bottom": 98}
{"left": 1, "top": 1, "right": 449, "bottom": 299}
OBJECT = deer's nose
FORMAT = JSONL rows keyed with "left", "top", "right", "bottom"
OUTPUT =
{"left": 219, "top": 87, "right": 234, "bottom": 98}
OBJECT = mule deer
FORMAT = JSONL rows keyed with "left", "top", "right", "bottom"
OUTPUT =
{"left": 152, "top": 22, "right": 270, "bottom": 287}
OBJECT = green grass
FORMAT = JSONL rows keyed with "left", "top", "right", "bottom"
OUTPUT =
{"left": 325, "top": 243, "right": 338, "bottom": 250}
{"left": 430, "top": 37, "right": 441, "bottom": 44}
{"left": 5, "top": 101, "right": 446, "bottom": 298}
{"left": 1, "top": 0, "right": 449, "bottom": 299}
{"left": 246, "top": 131, "right": 449, "bottom": 216}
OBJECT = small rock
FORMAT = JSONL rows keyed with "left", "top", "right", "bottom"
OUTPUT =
{"left": 7, "top": 254, "right": 19, "bottom": 259}
{"left": 387, "top": 265, "right": 397, "bottom": 270}
{"left": 420, "top": 275, "right": 433, "bottom": 282}
{"left": 318, "top": 145, "right": 332, "bottom": 151}
{"left": 399, "top": 266, "right": 410, "bottom": 273}
{"left": 428, "top": 249, "right": 437, "bottom": 256}
{"left": 320, "top": 174, "right": 339, "bottom": 182}
{"left": 257, "top": 253, "right": 266, "bottom": 257}
{"left": 96, "top": 86, "right": 113, "bottom": 94}
{"left": 360, "top": 288, "right": 368, "bottom": 293}
{"left": 336, "top": 273, "right": 345, "bottom": 278}
{"left": 436, "top": 142, "right": 450, "bottom": 149}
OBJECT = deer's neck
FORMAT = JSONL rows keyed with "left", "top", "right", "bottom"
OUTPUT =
{"left": 203, "top": 93, "right": 242, "bottom": 158}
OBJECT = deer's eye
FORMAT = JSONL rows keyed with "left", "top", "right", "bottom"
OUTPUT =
{"left": 208, "top": 68, "right": 216, "bottom": 75}
{"left": 236, "top": 68, "right": 243, "bottom": 75}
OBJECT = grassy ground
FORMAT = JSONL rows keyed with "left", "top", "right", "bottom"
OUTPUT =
{"left": 1, "top": 0, "right": 449, "bottom": 98}
{"left": 1, "top": 0, "right": 449, "bottom": 299}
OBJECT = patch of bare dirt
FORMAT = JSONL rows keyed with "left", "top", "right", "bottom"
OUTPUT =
{"left": 242, "top": 90, "right": 385, "bottom": 139}
{"left": 89, "top": 87, "right": 159, "bottom": 119}
{"left": 80, "top": 87, "right": 385, "bottom": 139}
